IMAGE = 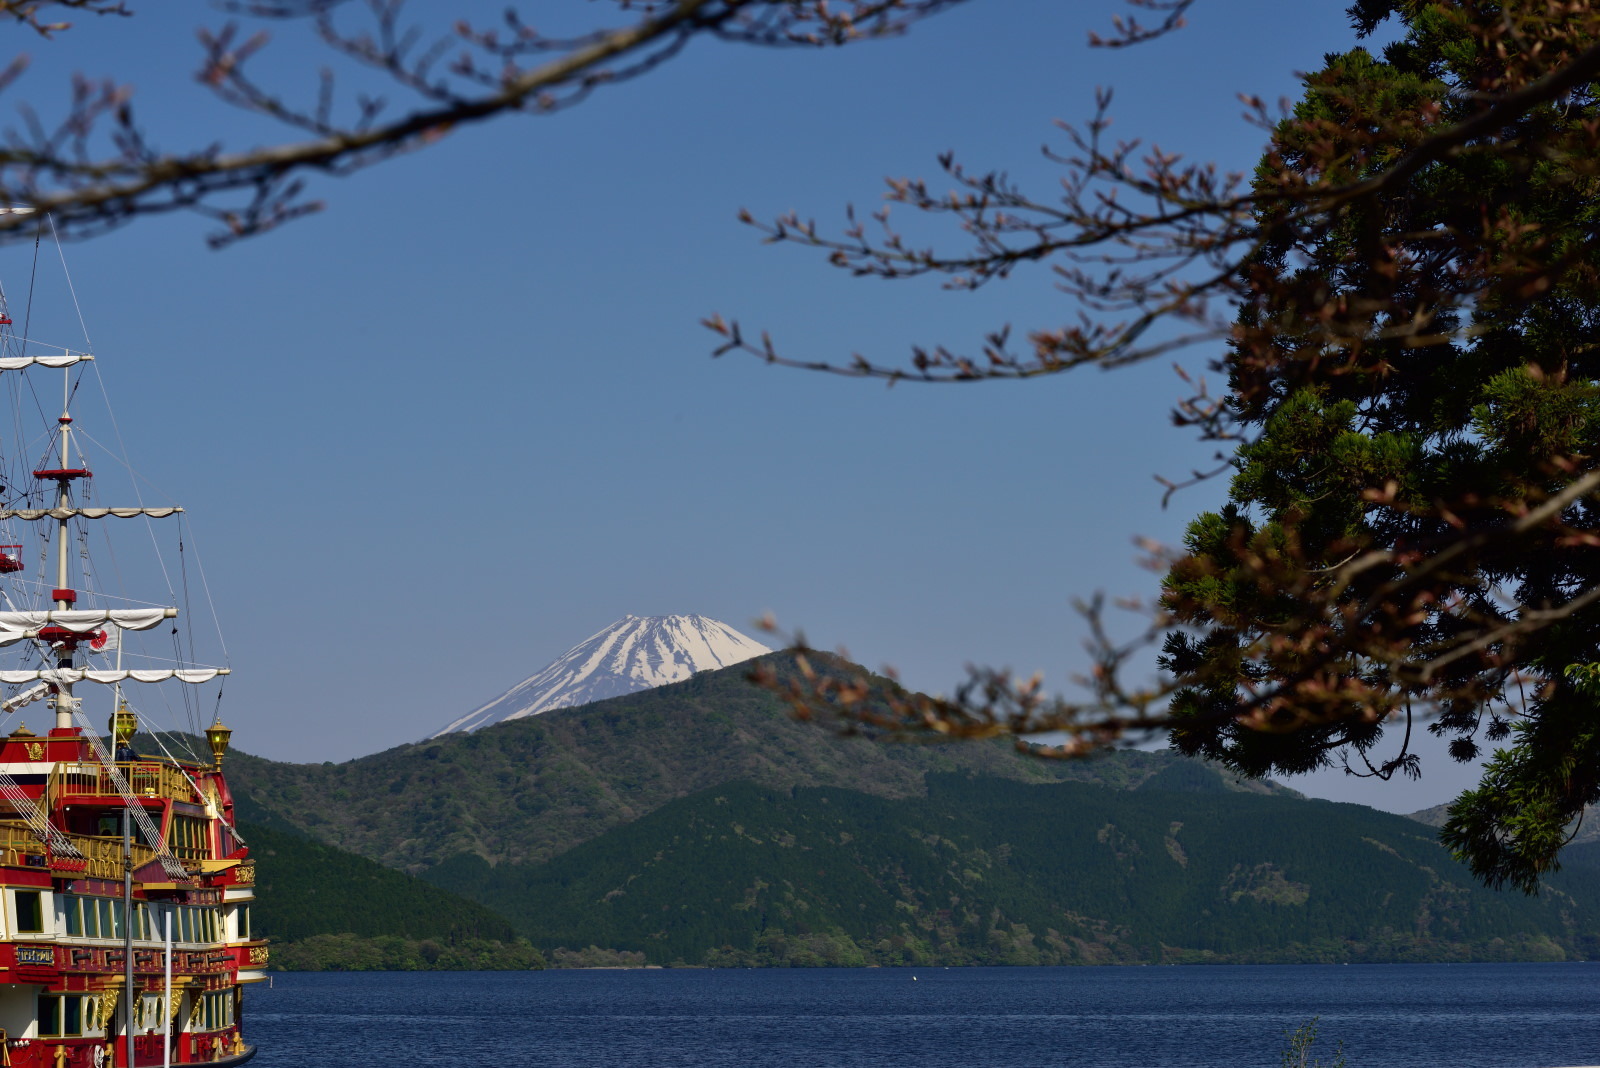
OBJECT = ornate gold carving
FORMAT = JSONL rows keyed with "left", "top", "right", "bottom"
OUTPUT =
{"left": 96, "top": 991, "right": 119, "bottom": 1031}
{"left": 246, "top": 945, "right": 268, "bottom": 965}
{"left": 24, "top": 742, "right": 42, "bottom": 760}
{"left": 234, "top": 864, "right": 255, "bottom": 884}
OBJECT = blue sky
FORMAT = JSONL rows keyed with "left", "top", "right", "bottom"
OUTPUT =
{"left": 0, "top": 0, "right": 1484, "bottom": 812}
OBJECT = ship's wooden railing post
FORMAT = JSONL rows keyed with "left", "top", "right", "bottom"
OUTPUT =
{"left": 48, "top": 762, "right": 198, "bottom": 805}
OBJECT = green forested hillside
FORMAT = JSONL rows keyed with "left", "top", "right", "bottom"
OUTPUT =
{"left": 422, "top": 771, "right": 1600, "bottom": 967}
{"left": 243, "top": 821, "right": 517, "bottom": 943}
{"left": 219, "top": 653, "right": 1284, "bottom": 872}
{"left": 239, "top": 821, "right": 543, "bottom": 971}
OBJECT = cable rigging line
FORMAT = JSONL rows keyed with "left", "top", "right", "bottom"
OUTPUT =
{"left": 47, "top": 216, "right": 93, "bottom": 356}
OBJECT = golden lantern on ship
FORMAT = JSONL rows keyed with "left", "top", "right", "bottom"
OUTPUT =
{"left": 205, "top": 717, "right": 232, "bottom": 769}
{"left": 109, "top": 704, "right": 137, "bottom": 752}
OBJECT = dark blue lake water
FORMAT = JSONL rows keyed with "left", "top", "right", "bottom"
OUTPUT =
{"left": 245, "top": 963, "right": 1600, "bottom": 1067}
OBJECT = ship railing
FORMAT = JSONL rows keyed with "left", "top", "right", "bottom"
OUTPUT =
{"left": 0, "top": 823, "right": 154, "bottom": 877}
{"left": 50, "top": 760, "right": 199, "bottom": 804}
{"left": 0, "top": 820, "right": 42, "bottom": 867}
{"left": 62, "top": 832, "right": 159, "bottom": 879}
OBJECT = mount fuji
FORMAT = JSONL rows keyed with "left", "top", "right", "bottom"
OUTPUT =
{"left": 429, "top": 614, "right": 773, "bottom": 737}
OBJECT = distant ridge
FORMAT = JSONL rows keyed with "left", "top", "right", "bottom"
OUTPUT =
{"left": 226, "top": 652, "right": 1281, "bottom": 874}
{"left": 430, "top": 613, "right": 771, "bottom": 737}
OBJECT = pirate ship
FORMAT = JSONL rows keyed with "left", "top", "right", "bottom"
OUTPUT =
{"left": 0, "top": 238, "right": 258, "bottom": 1067}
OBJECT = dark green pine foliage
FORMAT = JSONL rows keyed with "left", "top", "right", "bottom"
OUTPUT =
{"left": 240, "top": 821, "right": 545, "bottom": 971}
{"left": 242, "top": 820, "right": 520, "bottom": 943}
{"left": 1159, "top": 2, "right": 1600, "bottom": 891}
{"left": 424, "top": 773, "right": 1600, "bottom": 967}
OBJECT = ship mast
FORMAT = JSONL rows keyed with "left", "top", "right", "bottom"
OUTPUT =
{"left": 50, "top": 366, "right": 79, "bottom": 731}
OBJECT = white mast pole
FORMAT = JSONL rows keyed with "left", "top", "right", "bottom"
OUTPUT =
{"left": 113, "top": 632, "right": 124, "bottom": 756}
{"left": 52, "top": 367, "right": 73, "bottom": 730}
{"left": 162, "top": 910, "right": 171, "bottom": 1068}
{"left": 122, "top": 807, "right": 134, "bottom": 1068}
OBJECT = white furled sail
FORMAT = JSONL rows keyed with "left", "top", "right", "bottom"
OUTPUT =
{"left": 0, "top": 682, "right": 46, "bottom": 712}
{"left": 0, "top": 354, "right": 92, "bottom": 370}
{"left": 0, "top": 608, "right": 175, "bottom": 647}
{"left": 0, "top": 506, "right": 181, "bottom": 520}
{"left": 0, "top": 668, "right": 227, "bottom": 684}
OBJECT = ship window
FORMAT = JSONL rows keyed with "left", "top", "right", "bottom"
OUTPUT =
{"left": 14, "top": 890, "right": 42, "bottom": 934}
{"left": 197, "top": 992, "right": 233, "bottom": 1032}
{"left": 109, "top": 901, "right": 124, "bottom": 940}
{"left": 36, "top": 995, "right": 84, "bottom": 1038}
{"left": 96, "top": 899, "right": 113, "bottom": 938}
{"left": 83, "top": 898, "right": 99, "bottom": 938}
{"left": 169, "top": 816, "right": 210, "bottom": 862}
{"left": 237, "top": 905, "right": 251, "bottom": 940}
{"left": 36, "top": 994, "right": 59, "bottom": 1037}
{"left": 62, "top": 996, "right": 82, "bottom": 1037}
{"left": 180, "top": 908, "right": 192, "bottom": 942}
{"left": 64, "top": 897, "right": 82, "bottom": 937}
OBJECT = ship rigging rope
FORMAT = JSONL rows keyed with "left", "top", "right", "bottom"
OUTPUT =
{"left": 141, "top": 726, "right": 245, "bottom": 849}
{"left": 0, "top": 687, "right": 81, "bottom": 857}
{"left": 88, "top": 351, "right": 181, "bottom": 622}
{"left": 13, "top": 230, "right": 55, "bottom": 516}
{"left": 48, "top": 216, "right": 93, "bottom": 355}
{"left": 174, "top": 528, "right": 202, "bottom": 732}
{"left": 0, "top": 768, "right": 81, "bottom": 858}
{"left": 68, "top": 705, "right": 188, "bottom": 880}
{"left": 81, "top": 298, "right": 220, "bottom": 739}
{"left": 177, "top": 515, "right": 230, "bottom": 667}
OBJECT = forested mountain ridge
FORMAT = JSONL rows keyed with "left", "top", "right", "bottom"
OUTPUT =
{"left": 243, "top": 820, "right": 518, "bottom": 943}
{"left": 217, "top": 653, "right": 1289, "bottom": 873}
{"left": 238, "top": 821, "right": 544, "bottom": 971}
{"left": 422, "top": 769, "right": 1600, "bottom": 967}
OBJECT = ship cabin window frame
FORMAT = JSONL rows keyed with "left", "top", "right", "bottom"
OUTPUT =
{"left": 168, "top": 815, "right": 212, "bottom": 863}
{"left": 174, "top": 905, "right": 220, "bottom": 945}
{"left": 197, "top": 991, "right": 234, "bottom": 1032}
{"left": 13, "top": 890, "right": 43, "bottom": 935}
{"left": 62, "top": 896, "right": 151, "bottom": 941}
{"left": 36, "top": 994, "right": 88, "bottom": 1038}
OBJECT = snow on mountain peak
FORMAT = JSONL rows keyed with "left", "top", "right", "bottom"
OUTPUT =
{"left": 429, "top": 614, "right": 773, "bottom": 737}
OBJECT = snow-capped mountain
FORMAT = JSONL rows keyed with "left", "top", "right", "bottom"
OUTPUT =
{"left": 430, "top": 614, "right": 772, "bottom": 737}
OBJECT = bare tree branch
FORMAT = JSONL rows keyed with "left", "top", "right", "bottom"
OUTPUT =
{"left": 0, "top": 0, "right": 971, "bottom": 244}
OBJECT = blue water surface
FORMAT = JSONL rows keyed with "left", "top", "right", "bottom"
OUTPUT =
{"left": 244, "top": 963, "right": 1600, "bottom": 1067}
